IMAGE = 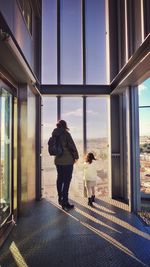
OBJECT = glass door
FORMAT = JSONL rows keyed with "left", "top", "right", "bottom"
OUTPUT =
{"left": 0, "top": 88, "right": 12, "bottom": 226}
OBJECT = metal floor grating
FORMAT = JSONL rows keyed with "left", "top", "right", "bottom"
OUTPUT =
{"left": 0, "top": 197, "right": 150, "bottom": 267}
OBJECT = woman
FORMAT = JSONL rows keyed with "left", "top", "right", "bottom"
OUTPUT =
{"left": 52, "top": 120, "right": 79, "bottom": 211}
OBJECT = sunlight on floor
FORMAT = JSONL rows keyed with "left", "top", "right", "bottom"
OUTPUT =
{"left": 50, "top": 196, "right": 150, "bottom": 241}
{"left": 10, "top": 241, "right": 28, "bottom": 267}
{"left": 50, "top": 199, "right": 149, "bottom": 267}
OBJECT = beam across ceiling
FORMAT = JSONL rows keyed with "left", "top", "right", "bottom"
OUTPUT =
{"left": 111, "top": 34, "right": 150, "bottom": 94}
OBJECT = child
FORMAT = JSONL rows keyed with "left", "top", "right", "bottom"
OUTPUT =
{"left": 83, "top": 152, "right": 97, "bottom": 206}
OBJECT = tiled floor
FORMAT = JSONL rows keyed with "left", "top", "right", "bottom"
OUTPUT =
{"left": 0, "top": 196, "right": 150, "bottom": 267}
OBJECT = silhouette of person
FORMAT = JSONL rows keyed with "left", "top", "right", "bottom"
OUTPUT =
{"left": 52, "top": 120, "right": 79, "bottom": 211}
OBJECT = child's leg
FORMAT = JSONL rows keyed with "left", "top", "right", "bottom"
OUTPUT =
{"left": 86, "top": 182, "right": 94, "bottom": 206}
{"left": 86, "top": 182, "right": 92, "bottom": 198}
{"left": 91, "top": 186, "right": 95, "bottom": 196}
{"left": 91, "top": 186, "right": 95, "bottom": 202}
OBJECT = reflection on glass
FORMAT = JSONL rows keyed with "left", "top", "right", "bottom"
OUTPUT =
{"left": 60, "top": 0, "right": 83, "bottom": 84}
{"left": 0, "top": 88, "right": 12, "bottom": 225}
{"left": 139, "top": 107, "right": 150, "bottom": 194}
{"left": 42, "top": 97, "right": 57, "bottom": 198}
{"left": 86, "top": 97, "right": 109, "bottom": 197}
{"left": 42, "top": 0, "right": 57, "bottom": 84}
{"left": 85, "top": 0, "right": 106, "bottom": 84}
{"left": 61, "top": 97, "right": 84, "bottom": 197}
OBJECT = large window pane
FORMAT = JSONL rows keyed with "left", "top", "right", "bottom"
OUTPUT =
{"left": 42, "top": 0, "right": 57, "bottom": 84}
{"left": 61, "top": 97, "right": 83, "bottom": 197}
{"left": 41, "top": 96, "right": 110, "bottom": 201}
{"left": 139, "top": 108, "right": 150, "bottom": 194}
{"left": 86, "top": 97, "right": 109, "bottom": 197}
{"left": 85, "top": 0, "right": 106, "bottom": 84}
{"left": 0, "top": 88, "right": 12, "bottom": 225}
{"left": 42, "top": 97, "right": 57, "bottom": 198}
{"left": 60, "top": 0, "right": 83, "bottom": 84}
{"left": 138, "top": 78, "right": 150, "bottom": 106}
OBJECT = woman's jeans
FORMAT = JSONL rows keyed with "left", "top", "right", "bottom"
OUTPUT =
{"left": 56, "top": 165, "right": 73, "bottom": 205}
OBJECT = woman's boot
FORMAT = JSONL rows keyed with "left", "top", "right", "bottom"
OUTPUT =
{"left": 91, "top": 195, "right": 95, "bottom": 202}
{"left": 88, "top": 197, "right": 94, "bottom": 207}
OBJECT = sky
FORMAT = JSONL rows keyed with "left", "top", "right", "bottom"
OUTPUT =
{"left": 42, "top": 96, "right": 109, "bottom": 141}
{"left": 42, "top": 0, "right": 107, "bottom": 85}
{"left": 41, "top": 0, "right": 150, "bottom": 139}
{"left": 138, "top": 78, "right": 150, "bottom": 106}
{"left": 138, "top": 77, "right": 150, "bottom": 137}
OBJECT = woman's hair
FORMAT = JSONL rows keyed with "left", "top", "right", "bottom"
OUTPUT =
{"left": 85, "top": 152, "right": 96, "bottom": 164}
{"left": 56, "top": 119, "right": 69, "bottom": 130}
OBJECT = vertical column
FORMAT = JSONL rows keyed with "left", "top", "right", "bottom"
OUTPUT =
{"left": 83, "top": 96, "right": 86, "bottom": 154}
{"left": 57, "top": 0, "right": 60, "bottom": 84}
{"left": 57, "top": 96, "right": 61, "bottom": 121}
{"left": 82, "top": 0, "right": 86, "bottom": 84}
{"left": 36, "top": 94, "right": 42, "bottom": 200}
{"left": 17, "top": 84, "right": 37, "bottom": 215}
{"left": 17, "top": 84, "right": 27, "bottom": 215}
{"left": 129, "top": 86, "right": 141, "bottom": 212}
{"left": 110, "top": 95, "right": 121, "bottom": 198}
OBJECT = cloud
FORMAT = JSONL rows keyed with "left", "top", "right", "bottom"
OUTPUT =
{"left": 86, "top": 109, "right": 98, "bottom": 115}
{"left": 62, "top": 108, "right": 83, "bottom": 117}
{"left": 62, "top": 108, "right": 98, "bottom": 117}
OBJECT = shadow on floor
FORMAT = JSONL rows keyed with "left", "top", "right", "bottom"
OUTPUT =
{"left": 0, "top": 197, "right": 150, "bottom": 267}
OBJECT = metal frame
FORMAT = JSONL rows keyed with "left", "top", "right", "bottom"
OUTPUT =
{"left": 82, "top": 0, "right": 86, "bottom": 84}
{"left": 36, "top": 95, "right": 42, "bottom": 200}
{"left": 0, "top": 78, "right": 17, "bottom": 236}
{"left": 111, "top": 34, "right": 150, "bottom": 91}
{"left": 83, "top": 96, "right": 86, "bottom": 153}
{"left": 41, "top": 85, "right": 111, "bottom": 95}
{"left": 129, "top": 86, "right": 141, "bottom": 212}
{"left": 57, "top": 0, "right": 60, "bottom": 84}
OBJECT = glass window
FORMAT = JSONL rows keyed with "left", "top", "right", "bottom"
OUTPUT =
{"left": 41, "top": 97, "right": 57, "bottom": 198}
{"left": 85, "top": 0, "right": 107, "bottom": 84}
{"left": 60, "top": 0, "right": 83, "bottom": 84}
{"left": 86, "top": 97, "right": 109, "bottom": 197}
{"left": 61, "top": 97, "right": 83, "bottom": 197}
{"left": 138, "top": 78, "right": 150, "bottom": 107}
{"left": 42, "top": 0, "right": 57, "bottom": 84}
{"left": 139, "top": 78, "right": 150, "bottom": 195}
{"left": 0, "top": 88, "right": 12, "bottom": 226}
{"left": 41, "top": 96, "right": 110, "bottom": 200}
{"left": 139, "top": 108, "right": 150, "bottom": 194}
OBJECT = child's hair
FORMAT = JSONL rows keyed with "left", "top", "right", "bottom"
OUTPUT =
{"left": 85, "top": 152, "right": 96, "bottom": 164}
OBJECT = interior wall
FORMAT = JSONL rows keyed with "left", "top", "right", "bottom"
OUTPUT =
{"left": 27, "top": 86, "right": 36, "bottom": 202}
{"left": 0, "top": 0, "right": 41, "bottom": 80}
{"left": 18, "top": 84, "right": 36, "bottom": 216}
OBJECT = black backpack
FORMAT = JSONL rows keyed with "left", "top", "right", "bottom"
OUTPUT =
{"left": 48, "top": 135, "right": 63, "bottom": 156}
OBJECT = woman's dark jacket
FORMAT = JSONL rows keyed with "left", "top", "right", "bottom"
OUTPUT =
{"left": 52, "top": 127, "right": 79, "bottom": 165}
